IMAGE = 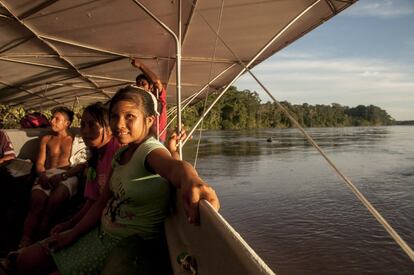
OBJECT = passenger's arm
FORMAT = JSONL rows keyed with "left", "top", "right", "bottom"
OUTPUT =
{"left": 0, "top": 153, "right": 16, "bottom": 164}
{"left": 131, "top": 59, "right": 163, "bottom": 91}
{"left": 0, "top": 131, "right": 16, "bottom": 164}
{"left": 146, "top": 149, "right": 219, "bottom": 224}
{"left": 35, "top": 136, "right": 48, "bottom": 175}
{"left": 48, "top": 162, "right": 87, "bottom": 189}
{"left": 71, "top": 177, "right": 112, "bottom": 236}
{"left": 65, "top": 162, "right": 87, "bottom": 177}
{"left": 35, "top": 136, "right": 50, "bottom": 188}
{"left": 50, "top": 199, "right": 95, "bottom": 234}
{"left": 167, "top": 128, "right": 190, "bottom": 160}
{"left": 167, "top": 132, "right": 182, "bottom": 160}
{"left": 49, "top": 171, "right": 112, "bottom": 250}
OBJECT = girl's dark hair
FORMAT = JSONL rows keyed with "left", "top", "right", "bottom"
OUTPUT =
{"left": 83, "top": 102, "right": 110, "bottom": 169}
{"left": 109, "top": 85, "right": 157, "bottom": 117}
{"left": 84, "top": 102, "right": 110, "bottom": 132}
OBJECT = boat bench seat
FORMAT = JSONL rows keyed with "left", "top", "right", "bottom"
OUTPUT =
{"left": 4, "top": 128, "right": 80, "bottom": 162}
{"left": 0, "top": 128, "right": 86, "bottom": 255}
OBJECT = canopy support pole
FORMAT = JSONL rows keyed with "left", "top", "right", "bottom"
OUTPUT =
{"left": 131, "top": 0, "right": 183, "bottom": 158}
{"left": 177, "top": 0, "right": 183, "bottom": 158}
{"left": 183, "top": 0, "right": 322, "bottom": 145}
{"left": 166, "top": 63, "right": 235, "bottom": 116}
{"left": 161, "top": 63, "right": 236, "bottom": 137}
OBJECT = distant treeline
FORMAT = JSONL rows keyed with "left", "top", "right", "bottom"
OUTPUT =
{"left": 395, "top": 120, "right": 414, "bottom": 125}
{"left": 0, "top": 86, "right": 400, "bottom": 129}
{"left": 181, "top": 86, "right": 396, "bottom": 130}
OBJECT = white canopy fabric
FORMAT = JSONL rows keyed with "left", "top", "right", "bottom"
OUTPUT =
{"left": 0, "top": 0, "right": 356, "bottom": 109}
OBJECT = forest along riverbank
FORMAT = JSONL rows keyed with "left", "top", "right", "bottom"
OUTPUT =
{"left": 183, "top": 126, "right": 414, "bottom": 275}
{"left": 179, "top": 87, "right": 395, "bottom": 130}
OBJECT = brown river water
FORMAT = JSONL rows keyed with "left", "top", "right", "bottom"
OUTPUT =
{"left": 183, "top": 126, "right": 414, "bottom": 275}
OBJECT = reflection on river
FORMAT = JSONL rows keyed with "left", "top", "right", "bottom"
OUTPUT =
{"left": 183, "top": 126, "right": 414, "bottom": 275}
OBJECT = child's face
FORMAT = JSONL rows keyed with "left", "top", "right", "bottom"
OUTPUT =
{"left": 81, "top": 111, "right": 108, "bottom": 149}
{"left": 50, "top": 112, "right": 69, "bottom": 132}
{"left": 136, "top": 78, "right": 151, "bottom": 92}
{"left": 109, "top": 100, "right": 154, "bottom": 145}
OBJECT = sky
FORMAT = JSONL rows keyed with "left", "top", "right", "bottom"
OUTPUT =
{"left": 235, "top": 0, "right": 414, "bottom": 121}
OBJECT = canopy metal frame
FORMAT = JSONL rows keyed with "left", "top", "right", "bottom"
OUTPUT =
{"left": 0, "top": 80, "right": 64, "bottom": 106}
{"left": 162, "top": 63, "right": 237, "bottom": 137}
{"left": 0, "top": 1, "right": 113, "bottom": 100}
{"left": 181, "top": 0, "right": 358, "bottom": 145}
{"left": 183, "top": 0, "right": 323, "bottom": 145}
{"left": 1, "top": 0, "right": 252, "bottom": 110}
{"left": 131, "top": 0, "right": 188, "bottom": 158}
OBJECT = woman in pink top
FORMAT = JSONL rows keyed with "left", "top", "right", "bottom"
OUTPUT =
{"left": 51, "top": 102, "right": 121, "bottom": 234}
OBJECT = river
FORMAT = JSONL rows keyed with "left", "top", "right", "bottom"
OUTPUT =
{"left": 182, "top": 126, "right": 414, "bottom": 275}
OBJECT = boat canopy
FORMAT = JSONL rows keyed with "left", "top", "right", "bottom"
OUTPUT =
{"left": 0, "top": 0, "right": 355, "bottom": 109}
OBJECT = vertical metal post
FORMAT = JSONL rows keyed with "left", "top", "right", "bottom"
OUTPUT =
{"left": 160, "top": 63, "right": 237, "bottom": 137}
{"left": 131, "top": 0, "right": 183, "bottom": 158}
{"left": 156, "top": 89, "right": 160, "bottom": 140}
{"left": 183, "top": 0, "right": 323, "bottom": 145}
{"left": 176, "top": 0, "right": 183, "bottom": 159}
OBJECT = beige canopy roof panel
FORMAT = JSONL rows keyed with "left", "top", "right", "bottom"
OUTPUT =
{"left": 0, "top": 0, "right": 356, "bottom": 109}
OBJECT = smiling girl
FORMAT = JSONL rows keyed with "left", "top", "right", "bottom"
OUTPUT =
{"left": 50, "top": 102, "right": 121, "bottom": 235}
{"left": 16, "top": 86, "right": 219, "bottom": 274}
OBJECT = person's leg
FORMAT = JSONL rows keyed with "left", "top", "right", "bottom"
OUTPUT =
{"left": 16, "top": 242, "right": 56, "bottom": 274}
{"left": 101, "top": 234, "right": 172, "bottom": 275}
{"left": 0, "top": 166, "right": 12, "bottom": 255}
{"left": 37, "top": 184, "right": 70, "bottom": 239}
{"left": 19, "top": 190, "right": 48, "bottom": 247}
{"left": 7, "top": 173, "right": 35, "bottom": 251}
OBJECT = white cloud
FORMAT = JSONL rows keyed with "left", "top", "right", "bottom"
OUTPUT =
{"left": 235, "top": 55, "right": 414, "bottom": 120}
{"left": 345, "top": 0, "right": 414, "bottom": 18}
{"left": 360, "top": 71, "right": 380, "bottom": 77}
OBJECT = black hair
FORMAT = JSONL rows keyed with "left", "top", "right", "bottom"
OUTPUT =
{"left": 82, "top": 102, "right": 110, "bottom": 171}
{"left": 135, "top": 74, "right": 151, "bottom": 85}
{"left": 109, "top": 85, "right": 157, "bottom": 117}
{"left": 83, "top": 102, "right": 110, "bottom": 133}
{"left": 51, "top": 106, "right": 74, "bottom": 125}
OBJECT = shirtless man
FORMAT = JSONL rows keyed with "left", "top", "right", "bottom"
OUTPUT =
{"left": 19, "top": 107, "right": 87, "bottom": 247}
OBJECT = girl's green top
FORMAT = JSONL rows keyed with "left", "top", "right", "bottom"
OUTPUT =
{"left": 101, "top": 137, "right": 171, "bottom": 240}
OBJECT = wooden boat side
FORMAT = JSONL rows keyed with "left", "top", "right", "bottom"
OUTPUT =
{"left": 165, "top": 192, "right": 275, "bottom": 274}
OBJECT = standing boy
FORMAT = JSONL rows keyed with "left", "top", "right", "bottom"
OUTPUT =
{"left": 132, "top": 59, "right": 168, "bottom": 142}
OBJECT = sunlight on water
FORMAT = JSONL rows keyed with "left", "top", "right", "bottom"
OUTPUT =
{"left": 183, "top": 126, "right": 414, "bottom": 275}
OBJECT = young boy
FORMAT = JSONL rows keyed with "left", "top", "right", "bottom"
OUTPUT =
{"left": 132, "top": 59, "right": 168, "bottom": 142}
{"left": 19, "top": 107, "right": 87, "bottom": 247}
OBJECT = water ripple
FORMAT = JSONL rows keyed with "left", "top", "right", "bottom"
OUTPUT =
{"left": 190, "top": 126, "right": 414, "bottom": 274}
